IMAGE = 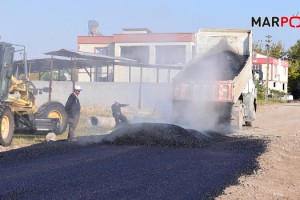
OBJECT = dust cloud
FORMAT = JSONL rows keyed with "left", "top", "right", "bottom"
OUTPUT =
{"left": 172, "top": 40, "right": 248, "bottom": 133}
{"left": 76, "top": 41, "right": 248, "bottom": 146}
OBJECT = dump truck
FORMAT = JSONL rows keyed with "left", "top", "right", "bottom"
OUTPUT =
{"left": 172, "top": 29, "right": 256, "bottom": 131}
{"left": 0, "top": 42, "right": 68, "bottom": 146}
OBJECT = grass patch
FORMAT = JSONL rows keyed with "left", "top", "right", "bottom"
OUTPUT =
{"left": 257, "top": 99, "right": 287, "bottom": 105}
{"left": 11, "top": 116, "right": 112, "bottom": 147}
{"left": 74, "top": 117, "right": 112, "bottom": 137}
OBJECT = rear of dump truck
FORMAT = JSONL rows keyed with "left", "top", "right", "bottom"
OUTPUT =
{"left": 172, "top": 29, "right": 256, "bottom": 131}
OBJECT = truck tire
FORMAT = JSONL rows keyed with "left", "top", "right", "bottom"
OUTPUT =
{"left": 0, "top": 107, "right": 15, "bottom": 146}
{"left": 36, "top": 101, "right": 68, "bottom": 135}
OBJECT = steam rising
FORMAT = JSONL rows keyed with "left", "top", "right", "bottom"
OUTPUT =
{"left": 75, "top": 40, "right": 248, "bottom": 147}
{"left": 172, "top": 40, "right": 248, "bottom": 133}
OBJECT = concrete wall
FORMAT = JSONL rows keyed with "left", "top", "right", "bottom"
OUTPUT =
{"left": 32, "top": 81, "right": 172, "bottom": 112}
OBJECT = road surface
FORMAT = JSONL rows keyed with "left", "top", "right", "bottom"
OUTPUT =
{"left": 0, "top": 124, "right": 265, "bottom": 200}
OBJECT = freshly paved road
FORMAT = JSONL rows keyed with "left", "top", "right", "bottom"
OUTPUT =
{"left": 0, "top": 135, "right": 265, "bottom": 200}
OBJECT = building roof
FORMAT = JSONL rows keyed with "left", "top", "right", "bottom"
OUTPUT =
{"left": 78, "top": 33, "right": 195, "bottom": 44}
{"left": 13, "top": 49, "right": 136, "bottom": 73}
{"left": 45, "top": 49, "right": 135, "bottom": 63}
{"left": 122, "top": 28, "right": 152, "bottom": 33}
{"left": 13, "top": 49, "right": 183, "bottom": 73}
{"left": 14, "top": 58, "right": 104, "bottom": 73}
{"left": 253, "top": 52, "right": 289, "bottom": 67}
{"left": 44, "top": 49, "right": 184, "bottom": 69}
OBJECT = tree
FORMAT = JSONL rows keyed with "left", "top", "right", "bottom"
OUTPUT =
{"left": 256, "top": 82, "right": 266, "bottom": 101}
{"left": 41, "top": 71, "right": 67, "bottom": 81}
{"left": 270, "top": 41, "right": 285, "bottom": 59}
{"left": 253, "top": 40, "right": 264, "bottom": 54}
{"left": 287, "top": 39, "right": 300, "bottom": 99}
{"left": 287, "top": 40, "right": 300, "bottom": 61}
{"left": 253, "top": 40, "right": 285, "bottom": 59}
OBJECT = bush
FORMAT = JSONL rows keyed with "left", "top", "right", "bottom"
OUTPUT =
{"left": 269, "top": 89, "right": 287, "bottom": 99}
{"left": 256, "top": 83, "right": 266, "bottom": 101}
{"left": 256, "top": 83, "right": 287, "bottom": 103}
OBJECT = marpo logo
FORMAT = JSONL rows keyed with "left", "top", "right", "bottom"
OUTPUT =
{"left": 251, "top": 13, "right": 300, "bottom": 28}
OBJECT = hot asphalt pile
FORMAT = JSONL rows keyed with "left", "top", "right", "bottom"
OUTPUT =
{"left": 102, "top": 123, "right": 211, "bottom": 148}
{"left": 102, "top": 123, "right": 235, "bottom": 148}
{"left": 0, "top": 123, "right": 267, "bottom": 200}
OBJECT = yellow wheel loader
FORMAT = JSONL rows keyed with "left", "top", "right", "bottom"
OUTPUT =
{"left": 0, "top": 42, "right": 68, "bottom": 146}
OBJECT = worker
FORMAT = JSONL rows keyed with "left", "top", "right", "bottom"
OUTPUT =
{"left": 111, "top": 100, "right": 129, "bottom": 128}
{"left": 65, "top": 85, "right": 82, "bottom": 142}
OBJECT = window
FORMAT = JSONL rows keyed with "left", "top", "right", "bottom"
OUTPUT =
{"left": 155, "top": 45, "right": 186, "bottom": 65}
{"left": 121, "top": 46, "right": 149, "bottom": 64}
{"left": 252, "top": 64, "right": 262, "bottom": 72}
{"left": 95, "top": 48, "right": 107, "bottom": 55}
{"left": 252, "top": 64, "right": 263, "bottom": 80}
{"left": 284, "top": 66, "right": 287, "bottom": 75}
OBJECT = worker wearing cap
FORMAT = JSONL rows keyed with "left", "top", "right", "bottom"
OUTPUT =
{"left": 65, "top": 85, "right": 82, "bottom": 142}
{"left": 111, "top": 100, "right": 129, "bottom": 128}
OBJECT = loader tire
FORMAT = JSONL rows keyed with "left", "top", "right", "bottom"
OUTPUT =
{"left": 37, "top": 101, "right": 68, "bottom": 135}
{"left": 0, "top": 107, "right": 15, "bottom": 146}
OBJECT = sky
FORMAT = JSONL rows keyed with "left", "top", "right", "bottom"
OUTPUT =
{"left": 0, "top": 0, "right": 299, "bottom": 59}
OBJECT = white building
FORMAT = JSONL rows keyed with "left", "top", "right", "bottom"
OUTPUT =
{"left": 77, "top": 27, "right": 289, "bottom": 94}
{"left": 252, "top": 52, "right": 289, "bottom": 93}
{"left": 77, "top": 28, "right": 195, "bottom": 83}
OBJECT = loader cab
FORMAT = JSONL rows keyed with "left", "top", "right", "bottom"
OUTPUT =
{"left": 0, "top": 42, "right": 15, "bottom": 101}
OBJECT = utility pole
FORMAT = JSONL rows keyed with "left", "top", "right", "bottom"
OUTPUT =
{"left": 265, "top": 35, "right": 272, "bottom": 102}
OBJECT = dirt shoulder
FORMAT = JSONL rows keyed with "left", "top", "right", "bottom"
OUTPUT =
{"left": 217, "top": 102, "right": 300, "bottom": 200}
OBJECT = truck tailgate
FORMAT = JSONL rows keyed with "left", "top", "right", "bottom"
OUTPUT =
{"left": 232, "top": 57, "right": 252, "bottom": 102}
{"left": 172, "top": 80, "right": 234, "bottom": 102}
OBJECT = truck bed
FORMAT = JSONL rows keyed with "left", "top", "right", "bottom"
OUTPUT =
{"left": 171, "top": 29, "right": 254, "bottom": 130}
{"left": 174, "top": 50, "right": 248, "bottom": 81}
{"left": 172, "top": 49, "right": 250, "bottom": 103}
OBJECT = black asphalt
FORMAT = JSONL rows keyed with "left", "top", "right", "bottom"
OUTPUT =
{"left": 0, "top": 124, "right": 267, "bottom": 200}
